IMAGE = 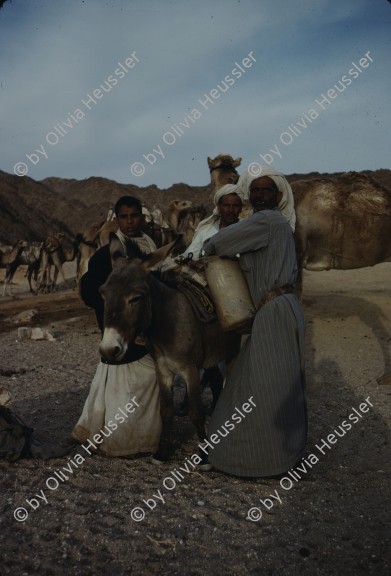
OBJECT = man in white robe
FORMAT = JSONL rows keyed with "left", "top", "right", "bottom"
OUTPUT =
{"left": 182, "top": 184, "right": 244, "bottom": 260}
{"left": 72, "top": 196, "right": 161, "bottom": 457}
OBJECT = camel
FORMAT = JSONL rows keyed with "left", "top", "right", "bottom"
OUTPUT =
{"left": 0, "top": 241, "right": 27, "bottom": 296}
{"left": 0, "top": 241, "right": 25, "bottom": 268}
{"left": 26, "top": 247, "right": 43, "bottom": 294}
{"left": 37, "top": 234, "right": 81, "bottom": 293}
{"left": 97, "top": 220, "right": 118, "bottom": 246}
{"left": 165, "top": 200, "right": 206, "bottom": 252}
{"left": 74, "top": 218, "right": 121, "bottom": 296}
{"left": 150, "top": 205, "right": 170, "bottom": 229}
{"left": 166, "top": 200, "right": 195, "bottom": 231}
{"left": 0, "top": 242, "right": 12, "bottom": 253}
{"left": 3, "top": 241, "right": 42, "bottom": 295}
{"left": 208, "top": 154, "right": 241, "bottom": 190}
{"left": 207, "top": 155, "right": 391, "bottom": 295}
{"left": 142, "top": 204, "right": 152, "bottom": 223}
{"left": 292, "top": 172, "right": 391, "bottom": 293}
{"left": 76, "top": 223, "right": 102, "bottom": 292}
{"left": 172, "top": 202, "right": 206, "bottom": 248}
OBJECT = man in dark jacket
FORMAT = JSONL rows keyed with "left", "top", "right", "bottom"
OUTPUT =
{"left": 80, "top": 195, "right": 156, "bottom": 362}
{"left": 72, "top": 196, "right": 162, "bottom": 457}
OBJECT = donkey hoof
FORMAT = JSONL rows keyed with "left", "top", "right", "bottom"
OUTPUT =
{"left": 197, "top": 445, "right": 213, "bottom": 471}
{"left": 150, "top": 450, "right": 170, "bottom": 465}
{"left": 150, "top": 456, "right": 166, "bottom": 466}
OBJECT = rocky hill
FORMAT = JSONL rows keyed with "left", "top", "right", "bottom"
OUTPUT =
{"left": 0, "top": 168, "right": 390, "bottom": 244}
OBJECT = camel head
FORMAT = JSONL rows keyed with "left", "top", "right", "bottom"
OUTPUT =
{"left": 207, "top": 154, "right": 242, "bottom": 190}
{"left": 169, "top": 200, "right": 194, "bottom": 214}
{"left": 167, "top": 200, "right": 195, "bottom": 232}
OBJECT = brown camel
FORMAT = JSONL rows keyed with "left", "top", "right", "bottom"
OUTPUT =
{"left": 175, "top": 204, "right": 206, "bottom": 248}
{"left": 0, "top": 240, "right": 25, "bottom": 267}
{"left": 37, "top": 234, "right": 81, "bottom": 293}
{"left": 0, "top": 241, "right": 27, "bottom": 296}
{"left": 165, "top": 200, "right": 207, "bottom": 252}
{"left": 208, "top": 154, "right": 241, "bottom": 190}
{"left": 292, "top": 172, "right": 391, "bottom": 293}
{"left": 26, "top": 245, "right": 43, "bottom": 294}
{"left": 166, "top": 200, "right": 194, "bottom": 231}
{"left": 3, "top": 241, "right": 42, "bottom": 295}
{"left": 150, "top": 205, "right": 170, "bottom": 229}
{"left": 76, "top": 223, "right": 103, "bottom": 292}
{"left": 97, "top": 220, "right": 118, "bottom": 246}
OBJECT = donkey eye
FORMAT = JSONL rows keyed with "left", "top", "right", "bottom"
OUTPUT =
{"left": 127, "top": 296, "right": 141, "bottom": 305}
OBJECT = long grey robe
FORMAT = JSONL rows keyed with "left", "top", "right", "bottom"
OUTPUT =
{"left": 204, "top": 209, "right": 307, "bottom": 477}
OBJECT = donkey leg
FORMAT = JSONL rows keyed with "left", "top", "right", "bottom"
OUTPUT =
{"left": 186, "top": 367, "right": 206, "bottom": 440}
{"left": 202, "top": 365, "right": 224, "bottom": 412}
{"left": 185, "top": 366, "right": 213, "bottom": 470}
{"left": 151, "top": 367, "right": 175, "bottom": 464}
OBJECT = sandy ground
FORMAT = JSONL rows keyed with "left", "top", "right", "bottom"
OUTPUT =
{"left": 0, "top": 262, "right": 390, "bottom": 576}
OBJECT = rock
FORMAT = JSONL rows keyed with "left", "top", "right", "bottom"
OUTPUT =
{"left": 17, "top": 326, "right": 32, "bottom": 340}
{"left": 44, "top": 330, "right": 56, "bottom": 342}
{"left": 30, "top": 327, "right": 56, "bottom": 342}
{"left": 30, "top": 327, "right": 46, "bottom": 340}
{"left": 18, "top": 327, "right": 57, "bottom": 341}
{"left": 11, "top": 309, "right": 38, "bottom": 323}
{"left": 0, "top": 387, "right": 11, "bottom": 406}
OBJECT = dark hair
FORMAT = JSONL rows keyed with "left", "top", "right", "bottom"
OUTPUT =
{"left": 114, "top": 196, "right": 142, "bottom": 216}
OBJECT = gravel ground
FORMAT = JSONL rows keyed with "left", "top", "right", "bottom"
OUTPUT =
{"left": 0, "top": 263, "right": 390, "bottom": 576}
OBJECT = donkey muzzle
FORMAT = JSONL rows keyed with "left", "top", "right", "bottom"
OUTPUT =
{"left": 99, "top": 327, "right": 127, "bottom": 362}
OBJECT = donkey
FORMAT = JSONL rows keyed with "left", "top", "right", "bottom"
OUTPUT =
{"left": 98, "top": 235, "right": 240, "bottom": 465}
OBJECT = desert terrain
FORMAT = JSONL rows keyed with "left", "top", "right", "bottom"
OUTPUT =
{"left": 0, "top": 258, "right": 390, "bottom": 575}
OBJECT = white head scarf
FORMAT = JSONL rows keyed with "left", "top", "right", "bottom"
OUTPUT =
{"left": 116, "top": 229, "right": 156, "bottom": 254}
{"left": 237, "top": 166, "right": 296, "bottom": 231}
{"left": 194, "top": 183, "right": 245, "bottom": 233}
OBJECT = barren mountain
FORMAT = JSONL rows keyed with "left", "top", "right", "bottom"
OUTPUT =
{"left": 0, "top": 168, "right": 390, "bottom": 245}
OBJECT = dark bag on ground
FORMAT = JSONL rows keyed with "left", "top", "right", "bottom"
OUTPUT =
{"left": 0, "top": 406, "right": 74, "bottom": 461}
{"left": 0, "top": 406, "right": 33, "bottom": 461}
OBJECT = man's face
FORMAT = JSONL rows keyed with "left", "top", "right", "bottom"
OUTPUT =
{"left": 218, "top": 194, "right": 243, "bottom": 227}
{"left": 116, "top": 205, "right": 143, "bottom": 237}
{"left": 249, "top": 176, "right": 282, "bottom": 212}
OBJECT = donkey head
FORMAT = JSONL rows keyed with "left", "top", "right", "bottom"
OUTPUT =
{"left": 99, "top": 234, "right": 177, "bottom": 362}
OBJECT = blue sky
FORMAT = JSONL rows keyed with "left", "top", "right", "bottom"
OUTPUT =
{"left": 1, "top": 0, "right": 390, "bottom": 187}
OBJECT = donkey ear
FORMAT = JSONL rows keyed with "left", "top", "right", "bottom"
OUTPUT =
{"left": 109, "top": 233, "right": 125, "bottom": 268}
{"left": 140, "top": 238, "right": 179, "bottom": 272}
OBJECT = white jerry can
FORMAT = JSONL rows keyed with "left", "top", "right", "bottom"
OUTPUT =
{"left": 204, "top": 256, "right": 255, "bottom": 332}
